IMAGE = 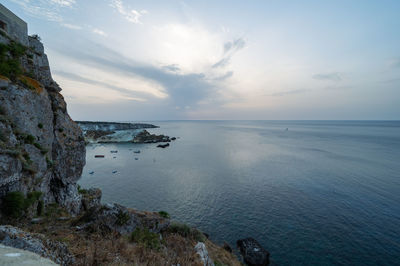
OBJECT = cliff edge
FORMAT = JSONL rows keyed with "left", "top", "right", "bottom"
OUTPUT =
{"left": 0, "top": 6, "right": 243, "bottom": 266}
{"left": 0, "top": 31, "right": 85, "bottom": 216}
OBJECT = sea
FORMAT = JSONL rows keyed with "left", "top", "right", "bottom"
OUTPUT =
{"left": 78, "top": 120, "right": 400, "bottom": 265}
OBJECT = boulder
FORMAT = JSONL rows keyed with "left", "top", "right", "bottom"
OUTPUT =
{"left": 237, "top": 238, "right": 269, "bottom": 266}
{"left": 0, "top": 225, "right": 75, "bottom": 265}
{"left": 75, "top": 203, "right": 170, "bottom": 235}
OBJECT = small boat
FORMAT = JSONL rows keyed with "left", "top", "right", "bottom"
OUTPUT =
{"left": 112, "top": 170, "right": 117, "bottom": 174}
{"left": 110, "top": 150, "right": 118, "bottom": 153}
{"left": 135, "top": 158, "right": 139, "bottom": 160}
{"left": 89, "top": 171, "right": 94, "bottom": 175}
{"left": 133, "top": 150, "right": 141, "bottom": 154}
{"left": 95, "top": 155, "right": 105, "bottom": 158}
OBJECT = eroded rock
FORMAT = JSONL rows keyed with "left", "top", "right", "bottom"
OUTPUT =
{"left": 237, "top": 237, "right": 269, "bottom": 266}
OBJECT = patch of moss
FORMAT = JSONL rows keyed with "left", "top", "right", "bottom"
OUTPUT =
{"left": 130, "top": 228, "right": 161, "bottom": 250}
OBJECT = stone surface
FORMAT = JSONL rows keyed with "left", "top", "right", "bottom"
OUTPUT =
{"left": 237, "top": 237, "right": 270, "bottom": 266}
{"left": 0, "top": 25, "right": 85, "bottom": 216}
{"left": 80, "top": 188, "right": 102, "bottom": 212}
{"left": 77, "top": 121, "right": 158, "bottom": 131}
{"left": 0, "top": 244, "right": 57, "bottom": 266}
{"left": 133, "top": 130, "right": 171, "bottom": 143}
{"left": 0, "top": 225, "right": 74, "bottom": 265}
{"left": 195, "top": 242, "right": 214, "bottom": 266}
{"left": 75, "top": 203, "right": 170, "bottom": 235}
{"left": 0, "top": 4, "right": 28, "bottom": 46}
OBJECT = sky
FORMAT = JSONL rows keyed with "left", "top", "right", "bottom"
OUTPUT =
{"left": 2, "top": 0, "right": 400, "bottom": 121}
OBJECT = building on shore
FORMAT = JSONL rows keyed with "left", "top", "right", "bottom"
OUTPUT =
{"left": 0, "top": 4, "right": 28, "bottom": 46}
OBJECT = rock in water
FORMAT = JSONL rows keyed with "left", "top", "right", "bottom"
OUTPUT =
{"left": 157, "top": 143, "right": 170, "bottom": 148}
{"left": 237, "top": 238, "right": 270, "bottom": 266}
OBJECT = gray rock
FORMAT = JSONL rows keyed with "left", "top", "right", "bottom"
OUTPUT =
{"left": 195, "top": 242, "right": 214, "bottom": 266}
{"left": 76, "top": 203, "right": 170, "bottom": 235}
{"left": 237, "top": 237, "right": 270, "bottom": 266}
{"left": 0, "top": 244, "right": 57, "bottom": 266}
{"left": 0, "top": 225, "right": 74, "bottom": 265}
{"left": 80, "top": 188, "right": 102, "bottom": 212}
{"left": 0, "top": 29, "right": 85, "bottom": 216}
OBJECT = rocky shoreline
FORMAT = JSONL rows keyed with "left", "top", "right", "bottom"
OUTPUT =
{"left": 0, "top": 4, "right": 269, "bottom": 265}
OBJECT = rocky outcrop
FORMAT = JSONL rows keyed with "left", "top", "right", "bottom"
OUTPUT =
{"left": 0, "top": 29, "right": 85, "bottom": 216}
{"left": 133, "top": 130, "right": 172, "bottom": 143}
{"left": 0, "top": 225, "right": 75, "bottom": 265}
{"left": 75, "top": 203, "right": 170, "bottom": 235}
{"left": 195, "top": 242, "right": 214, "bottom": 266}
{"left": 77, "top": 121, "right": 158, "bottom": 131}
{"left": 237, "top": 238, "right": 270, "bottom": 266}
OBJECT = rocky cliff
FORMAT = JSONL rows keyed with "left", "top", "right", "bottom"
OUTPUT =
{"left": 0, "top": 13, "right": 245, "bottom": 266}
{"left": 0, "top": 32, "right": 85, "bottom": 216}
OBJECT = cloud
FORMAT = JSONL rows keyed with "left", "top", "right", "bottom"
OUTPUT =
{"left": 162, "top": 64, "right": 180, "bottom": 73}
{"left": 312, "top": 72, "right": 342, "bottom": 81}
{"left": 212, "top": 57, "right": 230, "bottom": 68}
{"left": 49, "top": 0, "right": 75, "bottom": 7}
{"left": 53, "top": 71, "right": 147, "bottom": 101}
{"left": 61, "top": 23, "right": 82, "bottom": 30}
{"left": 10, "top": 0, "right": 75, "bottom": 22}
{"left": 52, "top": 42, "right": 215, "bottom": 108}
{"left": 268, "top": 89, "right": 309, "bottom": 97}
{"left": 212, "top": 38, "right": 246, "bottom": 69}
{"left": 110, "top": 0, "right": 147, "bottom": 24}
{"left": 390, "top": 58, "right": 400, "bottom": 68}
{"left": 92, "top": 28, "right": 108, "bottom": 37}
{"left": 224, "top": 38, "right": 246, "bottom": 54}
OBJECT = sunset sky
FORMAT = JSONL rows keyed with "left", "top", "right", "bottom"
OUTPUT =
{"left": 3, "top": 0, "right": 400, "bottom": 120}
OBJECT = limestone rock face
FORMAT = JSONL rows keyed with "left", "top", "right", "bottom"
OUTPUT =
{"left": 0, "top": 32, "right": 85, "bottom": 215}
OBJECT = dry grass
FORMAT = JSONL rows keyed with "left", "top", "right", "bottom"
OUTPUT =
{"left": 206, "top": 240, "right": 243, "bottom": 266}
{"left": 18, "top": 75, "right": 43, "bottom": 94}
{"left": 0, "top": 74, "right": 10, "bottom": 81}
{"left": 11, "top": 211, "right": 240, "bottom": 266}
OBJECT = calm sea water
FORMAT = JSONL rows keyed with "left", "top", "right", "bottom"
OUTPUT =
{"left": 78, "top": 121, "right": 400, "bottom": 265}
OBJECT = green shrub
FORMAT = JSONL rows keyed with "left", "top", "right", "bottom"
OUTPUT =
{"left": 37, "top": 123, "right": 43, "bottom": 129}
{"left": 46, "top": 157, "right": 53, "bottom": 169}
{"left": 158, "top": 210, "right": 170, "bottom": 219}
{"left": 168, "top": 222, "right": 206, "bottom": 242}
{"left": 8, "top": 41, "right": 27, "bottom": 57}
{"left": 0, "top": 105, "right": 6, "bottom": 115}
{"left": 24, "top": 191, "right": 42, "bottom": 209}
{"left": 33, "top": 142, "right": 42, "bottom": 149}
{"left": 37, "top": 200, "right": 44, "bottom": 216}
{"left": 58, "top": 128, "right": 64, "bottom": 133}
{"left": 2, "top": 191, "right": 25, "bottom": 217}
{"left": 116, "top": 210, "right": 130, "bottom": 225}
{"left": 24, "top": 134, "right": 35, "bottom": 144}
{"left": 130, "top": 228, "right": 161, "bottom": 250}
